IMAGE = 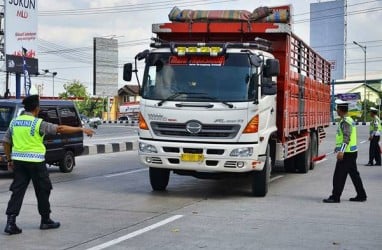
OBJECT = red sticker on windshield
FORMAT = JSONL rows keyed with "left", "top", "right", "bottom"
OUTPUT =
{"left": 169, "top": 56, "right": 225, "bottom": 66}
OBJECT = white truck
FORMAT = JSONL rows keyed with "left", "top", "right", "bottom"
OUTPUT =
{"left": 123, "top": 5, "right": 331, "bottom": 196}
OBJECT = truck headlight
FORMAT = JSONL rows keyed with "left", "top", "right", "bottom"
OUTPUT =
{"left": 230, "top": 147, "right": 253, "bottom": 157}
{"left": 139, "top": 142, "right": 157, "bottom": 153}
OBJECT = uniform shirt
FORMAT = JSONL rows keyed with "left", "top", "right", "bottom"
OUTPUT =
{"left": 3, "top": 112, "right": 58, "bottom": 144}
{"left": 370, "top": 118, "right": 381, "bottom": 137}
{"left": 340, "top": 118, "right": 351, "bottom": 145}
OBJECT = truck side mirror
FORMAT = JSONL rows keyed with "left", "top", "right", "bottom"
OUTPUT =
{"left": 262, "top": 77, "right": 277, "bottom": 95}
{"left": 136, "top": 50, "right": 150, "bottom": 61}
{"left": 123, "top": 63, "right": 133, "bottom": 81}
{"left": 250, "top": 55, "right": 262, "bottom": 67}
{"left": 264, "top": 59, "right": 280, "bottom": 77}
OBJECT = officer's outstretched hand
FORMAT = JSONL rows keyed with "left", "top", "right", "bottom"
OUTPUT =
{"left": 83, "top": 128, "right": 95, "bottom": 137}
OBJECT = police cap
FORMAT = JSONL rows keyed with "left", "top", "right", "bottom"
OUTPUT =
{"left": 22, "top": 95, "right": 40, "bottom": 112}
{"left": 370, "top": 107, "right": 378, "bottom": 114}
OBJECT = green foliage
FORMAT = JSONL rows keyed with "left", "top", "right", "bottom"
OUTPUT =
{"left": 58, "top": 80, "right": 105, "bottom": 117}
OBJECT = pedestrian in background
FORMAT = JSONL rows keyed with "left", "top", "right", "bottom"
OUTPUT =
{"left": 323, "top": 100, "right": 367, "bottom": 203}
{"left": 365, "top": 107, "right": 381, "bottom": 166}
{"left": 3, "top": 95, "right": 94, "bottom": 235}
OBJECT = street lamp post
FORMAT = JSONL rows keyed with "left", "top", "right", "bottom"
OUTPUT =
{"left": 52, "top": 72, "right": 57, "bottom": 97}
{"left": 353, "top": 41, "right": 367, "bottom": 123}
{"left": 42, "top": 69, "right": 58, "bottom": 97}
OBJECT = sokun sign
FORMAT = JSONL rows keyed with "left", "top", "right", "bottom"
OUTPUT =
{"left": 5, "top": 0, "right": 38, "bottom": 74}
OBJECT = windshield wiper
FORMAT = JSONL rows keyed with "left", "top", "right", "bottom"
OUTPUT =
{"left": 157, "top": 92, "right": 189, "bottom": 106}
{"left": 190, "top": 95, "right": 234, "bottom": 108}
{"left": 157, "top": 92, "right": 234, "bottom": 108}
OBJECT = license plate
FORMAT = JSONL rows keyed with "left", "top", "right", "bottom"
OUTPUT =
{"left": 181, "top": 153, "right": 204, "bottom": 162}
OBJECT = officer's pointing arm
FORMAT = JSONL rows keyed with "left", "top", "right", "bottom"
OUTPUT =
{"left": 56, "top": 125, "right": 94, "bottom": 137}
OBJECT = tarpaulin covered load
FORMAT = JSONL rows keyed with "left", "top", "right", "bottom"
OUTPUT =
{"left": 168, "top": 6, "right": 290, "bottom": 23}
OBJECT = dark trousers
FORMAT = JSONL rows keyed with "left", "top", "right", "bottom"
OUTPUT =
{"left": 368, "top": 135, "right": 381, "bottom": 165}
{"left": 6, "top": 160, "right": 52, "bottom": 217}
{"left": 331, "top": 152, "right": 367, "bottom": 200}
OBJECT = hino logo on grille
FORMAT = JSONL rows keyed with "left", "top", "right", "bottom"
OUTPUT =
{"left": 186, "top": 121, "right": 202, "bottom": 134}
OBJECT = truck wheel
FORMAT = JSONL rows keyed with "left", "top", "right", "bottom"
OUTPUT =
{"left": 251, "top": 144, "right": 271, "bottom": 197}
{"left": 284, "top": 156, "right": 296, "bottom": 173}
{"left": 149, "top": 167, "right": 170, "bottom": 191}
{"left": 295, "top": 138, "right": 311, "bottom": 173}
{"left": 310, "top": 132, "right": 318, "bottom": 170}
{"left": 59, "top": 151, "right": 75, "bottom": 173}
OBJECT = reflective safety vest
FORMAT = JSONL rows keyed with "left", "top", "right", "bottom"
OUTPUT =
{"left": 10, "top": 115, "right": 45, "bottom": 162}
{"left": 370, "top": 116, "right": 382, "bottom": 136}
{"left": 336, "top": 116, "right": 357, "bottom": 152}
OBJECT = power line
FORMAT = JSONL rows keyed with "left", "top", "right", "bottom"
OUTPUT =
{"left": 39, "top": 0, "right": 237, "bottom": 16}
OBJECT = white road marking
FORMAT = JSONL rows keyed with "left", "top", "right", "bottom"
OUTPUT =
{"left": 360, "top": 140, "right": 368, "bottom": 144}
{"left": 86, "top": 215, "right": 184, "bottom": 250}
{"left": 104, "top": 168, "right": 148, "bottom": 178}
{"left": 270, "top": 175, "right": 284, "bottom": 182}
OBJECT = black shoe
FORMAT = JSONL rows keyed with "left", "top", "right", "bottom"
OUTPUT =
{"left": 4, "top": 215, "right": 22, "bottom": 235}
{"left": 40, "top": 218, "right": 60, "bottom": 230}
{"left": 323, "top": 197, "right": 340, "bottom": 203}
{"left": 375, "top": 163, "right": 381, "bottom": 166}
{"left": 349, "top": 196, "right": 367, "bottom": 202}
{"left": 4, "top": 223, "right": 22, "bottom": 235}
{"left": 364, "top": 163, "right": 373, "bottom": 166}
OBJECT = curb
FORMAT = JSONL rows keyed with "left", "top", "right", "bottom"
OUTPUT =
{"left": 101, "top": 120, "right": 138, "bottom": 125}
{"left": 82, "top": 140, "right": 138, "bottom": 156}
{"left": 332, "top": 122, "right": 371, "bottom": 126}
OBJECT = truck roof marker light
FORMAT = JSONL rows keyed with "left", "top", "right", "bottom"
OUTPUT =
{"left": 243, "top": 115, "right": 259, "bottom": 133}
{"left": 200, "top": 47, "right": 210, "bottom": 53}
{"left": 138, "top": 112, "right": 149, "bottom": 130}
{"left": 210, "top": 47, "right": 221, "bottom": 56}
{"left": 177, "top": 47, "right": 186, "bottom": 56}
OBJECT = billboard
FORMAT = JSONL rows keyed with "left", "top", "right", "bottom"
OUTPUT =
{"left": 93, "top": 37, "right": 118, "bottom": 96}
{"left": 310, "top": 0, "right": 344, "bottom": 80}
{"left": 5, "top": 0, "right": 38, "bottom": 74}
{"left": 335, "top": 92, "right": 362, "bottom": 119}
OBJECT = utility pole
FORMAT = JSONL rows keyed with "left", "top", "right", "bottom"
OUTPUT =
{"left": 353, "top": 41, "right": 367, "bottom": 123}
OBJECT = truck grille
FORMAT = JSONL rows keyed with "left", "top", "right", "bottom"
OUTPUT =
{"left": 151, "top": 122, "right": 240, "bottom": 138}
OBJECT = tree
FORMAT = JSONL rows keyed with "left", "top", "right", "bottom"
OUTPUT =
{"left": 58, "top": 80, "right": 104, "bottom": 117}
{"left": 59, "top": 80, "right": 87, "bottom": 98}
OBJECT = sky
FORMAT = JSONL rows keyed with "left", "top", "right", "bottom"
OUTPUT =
{"left": 1, "top": 0, "right": 382, "bottom": 97}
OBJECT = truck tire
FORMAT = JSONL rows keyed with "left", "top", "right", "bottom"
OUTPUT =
{"left": 149, "top": 167, "right": 170, "bottom": 191}
{"left": 59, "top": 151, "right": 75, "bottom": 173}
{"left": 284, "top": 156, "right": 296, "bottom": 173}
{"left": 295, "top": 137, "right": 311, "bottom": 173}
{"left": 251, "top": 144, "right": 271, "bottom": 197}
{"left": 310, "top": 132, "right": 318, "bottom": 170}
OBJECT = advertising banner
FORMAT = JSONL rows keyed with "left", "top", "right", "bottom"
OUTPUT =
{"left": 335, "top": 92, "right": 362, "bottom": 119}
{"left": 5, "top": 0, "right": 38, "bottom": 74}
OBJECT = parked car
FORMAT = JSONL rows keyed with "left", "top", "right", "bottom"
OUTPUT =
{"left": 88, "top": 117, "right": 102, "bottom": 129}
{"left": 118, "top": 116, "right": 130, "bottom": 122}
{"left": 0, "top": 99, "right": 85, "bottom": 173}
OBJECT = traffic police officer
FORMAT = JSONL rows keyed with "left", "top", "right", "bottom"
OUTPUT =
{"left": 365, "top": 107, "right": 381, "bottom": 166}
{"left": 3, "top": 95, "right": 94, "bottom": 235}
{"left": 323, "top": 100, "right": 367, "bottom": 203}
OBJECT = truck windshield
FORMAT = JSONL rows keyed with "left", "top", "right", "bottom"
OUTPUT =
{"left": 0, "top": 106, "right": 16, "bottom": 132}
{"left": 142, "top": 53, "right": 257, "bottom": 102}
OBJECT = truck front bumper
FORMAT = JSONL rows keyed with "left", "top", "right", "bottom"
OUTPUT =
{"left": 138, "top": 139, "right": 266, "bottom": 173}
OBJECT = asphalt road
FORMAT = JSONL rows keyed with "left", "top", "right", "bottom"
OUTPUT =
{"left": 0, "top": 125, "right": 381, "bottom": 250}
{"left": 83, "top": 123, "right": 138, "bottom": 145}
